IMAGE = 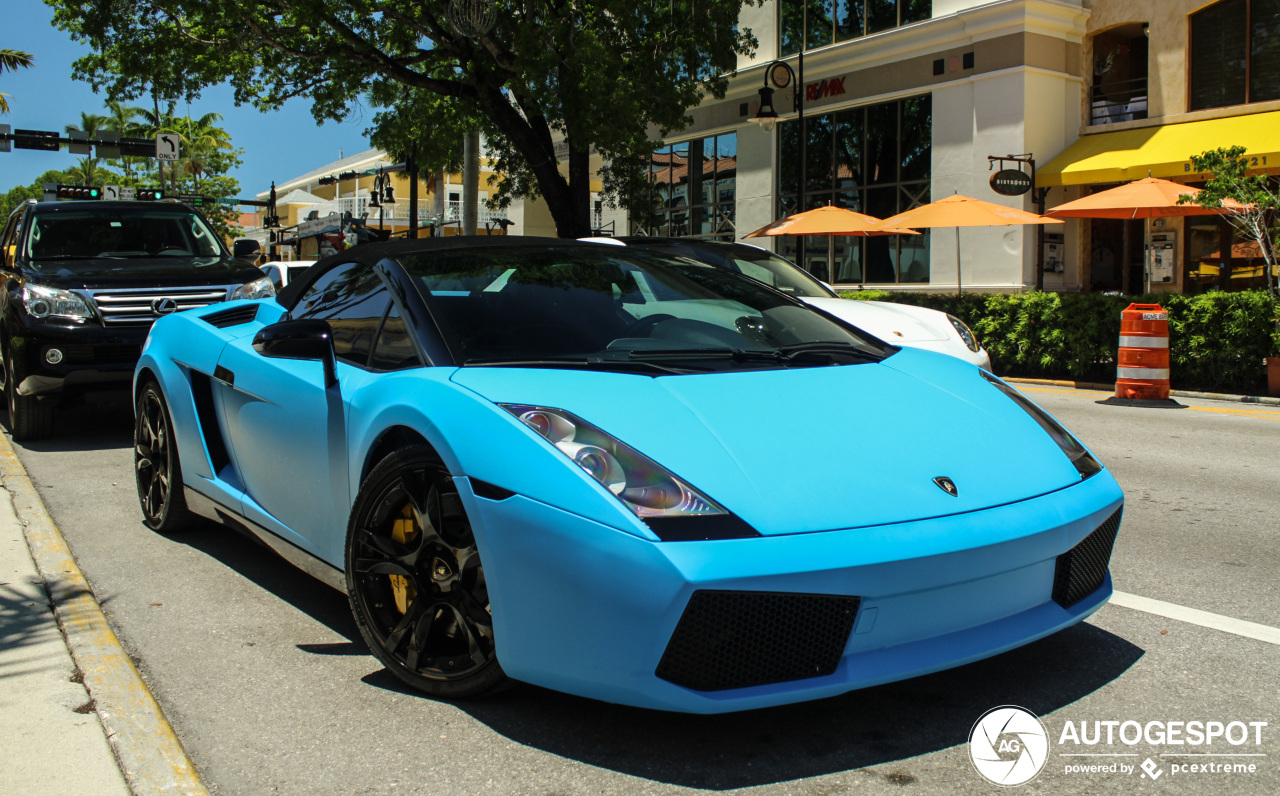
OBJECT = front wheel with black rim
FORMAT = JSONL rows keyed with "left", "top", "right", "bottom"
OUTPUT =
{"left": 3, "top": 349, "right": 54, "bottom": 441}
{"left": 346, "top": 446, "right": 505, "bottom": 698}
{"left": 134, "top": 382, "right": 193, "bottom": 533}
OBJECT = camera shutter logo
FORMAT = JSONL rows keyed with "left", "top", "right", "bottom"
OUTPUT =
{"left": 969, "top": 706, "right": 1050, "bottom": 786}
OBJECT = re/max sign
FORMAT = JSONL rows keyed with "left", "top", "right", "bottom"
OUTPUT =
{"left": 806, "top": 77, "right": 847, "bottom": 101}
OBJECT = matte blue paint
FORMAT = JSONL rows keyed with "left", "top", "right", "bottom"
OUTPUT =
{"left": 137, "top": 295, "right": 1126, "bottom": 714}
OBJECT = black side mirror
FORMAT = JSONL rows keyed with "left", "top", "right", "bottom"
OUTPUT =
{"left": 252, "top": 318, "right": 338, "bottom": 388}
{"left": 233, "top": 239, "right": 262, "bottom": 261}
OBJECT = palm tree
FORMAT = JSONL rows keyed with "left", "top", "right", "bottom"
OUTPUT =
{"left": 0, "top": 49, "right": 34, "bottom": 114}
{"left": 165, "top": 112, "right": 233, "bottom": 194}
{"left": 102, "top": 99, "right": 145, "bottom": 180}
{"left": 139, "top": 103, "right": 177, "bottom": 187}
{"left": 65, "top": 112, "right": 109, "bottom": 184}
{"left": 64, "top": 156, "right": 107, "bottom": 187}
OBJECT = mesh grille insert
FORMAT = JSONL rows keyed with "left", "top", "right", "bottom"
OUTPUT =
{"left": 1053, "top": 507, "right": 1122, "bottom": 608}
{"left": 656, "top": 590, "right": 860, "bottom": 692}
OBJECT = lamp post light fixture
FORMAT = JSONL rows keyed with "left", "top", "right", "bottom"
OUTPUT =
{"left": 750, "top": 54, "right": 806, "bottom": 257}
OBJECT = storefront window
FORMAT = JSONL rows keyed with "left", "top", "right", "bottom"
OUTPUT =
{"left": 778, "top": 95, "right": 931, "bottom": 285}
{"left": 783, "top": 0, "right": 931, "bottom": 55}
{"left": 640, "top": 134, "right": 737, "bottom": 240}
{"left": 1189, "top": 0, "right": 1280, "bottom": 111}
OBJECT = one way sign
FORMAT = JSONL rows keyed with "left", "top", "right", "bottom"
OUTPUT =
{"left": 155, "top": 133, "right": 181, "bottom": 162}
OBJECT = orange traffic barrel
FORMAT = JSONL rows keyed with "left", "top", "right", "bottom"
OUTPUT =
{"left": 1115, "top": 303, "right": 1170, "bottom": 400}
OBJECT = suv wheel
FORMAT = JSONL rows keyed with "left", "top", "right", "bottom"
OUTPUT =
{"left": 3, "top": 348, "right": 54, "bottom": 441}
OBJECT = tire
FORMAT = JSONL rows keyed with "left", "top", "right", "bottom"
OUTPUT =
{"left": 3, "top": 348, "right": 54, "bottom": 441}
{"left": 134, "top": 381, "right": 194, "bottom": 533}
{"left": 346, "top": 445, "right": 506, "bottom": 698}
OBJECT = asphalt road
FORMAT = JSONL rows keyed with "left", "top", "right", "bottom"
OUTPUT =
{"left": 7, "top": 386, "right": 1279, "bottom": 795}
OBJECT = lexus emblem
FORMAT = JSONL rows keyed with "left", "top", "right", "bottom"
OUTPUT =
{"left": 934, "top": 476, "right": 958, "bottom": 496}
{"left": 151, "top": 297, "right": 179, "bottom": 315}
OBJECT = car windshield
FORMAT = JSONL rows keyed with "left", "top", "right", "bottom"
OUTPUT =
{"left": 396, "top": 245, "right": 889, "bottom": 373}
{"left": 25, "top": 206, "right": 225, "bottom": 261}
{"left": 722, "top": 250, "right": 835, "bottom": 299}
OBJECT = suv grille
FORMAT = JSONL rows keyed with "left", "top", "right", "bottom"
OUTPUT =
{"left": 656, "top": 590, "right": 860, "bottom": 692}
{"left": 1053, "top": 508, "right": 1123, "bottom": 608}
{"left": 88, "top": 286, "right": 233, "bottom": 325}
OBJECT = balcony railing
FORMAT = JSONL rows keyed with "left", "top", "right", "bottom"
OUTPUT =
{"left": 306, "top": 197, "right": 506, "bottom": 225}
{"left": 1090, "top": 77, "right": 1148, "bottom": 126}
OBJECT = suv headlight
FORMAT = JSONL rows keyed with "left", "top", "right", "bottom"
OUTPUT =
{"left": 231, "top": 276, "right": 276, "bottom": 301}
{"left": 947, "top": 314, "right": 981, "bottom": 352}
{"left": 500, "top": 404, "right": 759, "bottom": 540}
{"left": 22, "top": 284, "right": 94, "bottom": 321}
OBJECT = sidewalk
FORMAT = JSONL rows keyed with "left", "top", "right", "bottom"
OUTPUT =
{"left": 0, "top": 486, "right": 131, "bottom": 795}
{"left": 0, "top": 431, "right": 208, "bottom": 796}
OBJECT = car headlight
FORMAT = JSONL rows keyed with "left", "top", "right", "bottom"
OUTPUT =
{"left": 947, "top": 314, "right": 981, "bottom": 352}
{"left": 230, "top": 276, "right": 276, "bottom": 301}
{"left": 501, "top": 404, "right": 759, "bottom": 541}
{"left": 981, "top": 372, "right": 1102, "bottom": 479}
{"left": 22, "top": 284, "right": 94, "bottom": 321}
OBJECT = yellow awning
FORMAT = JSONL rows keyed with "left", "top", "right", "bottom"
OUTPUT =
{"left": 1039, "top": 110, "right": 1280, "bottom": 187}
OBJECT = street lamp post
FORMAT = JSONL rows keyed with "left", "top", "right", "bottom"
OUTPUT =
{"left": 750, "top": 51, "right": 805, "bottom": 255}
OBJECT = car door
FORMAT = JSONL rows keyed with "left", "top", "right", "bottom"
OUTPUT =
{"left": 215, "top": 261, "right": 391, "bottom": 561}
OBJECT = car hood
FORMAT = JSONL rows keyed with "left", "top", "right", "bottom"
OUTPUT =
{"left": 22, "top": 256, "right": 261, "bottom": 289}
{"left": 801, "top": 297, "right": 947, "bottom": 343}
{"left": 450, "top": 350, "right": 1084, "bottom": 535}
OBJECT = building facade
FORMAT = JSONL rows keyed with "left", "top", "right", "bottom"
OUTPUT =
{"left": 614, "top": 0, "right": 1278, "bottom": 294}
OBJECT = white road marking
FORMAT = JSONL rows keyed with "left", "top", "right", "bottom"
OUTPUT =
{"left": 1110, "top": 591, "right": 1280, "bottom": 646}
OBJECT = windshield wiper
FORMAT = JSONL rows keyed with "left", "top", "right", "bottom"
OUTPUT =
{"left": 773, "top": 342, "right": 884, "bottom": 362}
{"left": 463, "top": 357, "right": 685, "bottom": 375}
{"left": 627, "top": 347, "right": 775, "bottom": 362}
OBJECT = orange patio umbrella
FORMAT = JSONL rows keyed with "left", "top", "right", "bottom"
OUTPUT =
{"left": 1045, "top": 177, "right": 1240, "bottom": 292}
{"left": 880, "top": 194, "right": 1062, "bottom": 294}
{"left": 745, "top": 205, "right": 918, "bottom": 238}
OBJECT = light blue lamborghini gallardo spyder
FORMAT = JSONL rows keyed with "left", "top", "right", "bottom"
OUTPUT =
{"left": 133, "top": 237, "right": 1123, "bottom": 714}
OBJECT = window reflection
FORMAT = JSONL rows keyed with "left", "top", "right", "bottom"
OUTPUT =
{"left": 641, "top": 134, "right": 737, "bottom": 241}
{"left": 785, "top": 0, "right": 931, "bottom": 50}
{"left": 777, "top": 95, "right": 931, "bottom": 285}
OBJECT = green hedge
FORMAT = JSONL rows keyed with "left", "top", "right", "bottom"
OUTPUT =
{"left": 838, "top": 289, "right": 1280, "bottom": 394}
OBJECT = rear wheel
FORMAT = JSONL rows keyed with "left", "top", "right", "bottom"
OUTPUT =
{"left": 2, "top": 347, "right": 54, "bottom": 441}
{"left": 134, "top": 382, "right": 193, "bottom": 533}
{"left": 346, "top": 446, "right": 505, "bottom": 698}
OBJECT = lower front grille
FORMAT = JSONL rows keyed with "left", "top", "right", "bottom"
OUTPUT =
{"left": 48, "top": 344, "right": 142, "bottom": 365}
{"left": 656, "top": 590, "right": 860, "bottom": 692}
{"left": 1053, "top": 508, "right": 1123, "bottom": 608}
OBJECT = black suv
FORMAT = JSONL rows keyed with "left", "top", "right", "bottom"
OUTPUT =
{"left": 0, "top": 199, "right": 274, "bottom": 439}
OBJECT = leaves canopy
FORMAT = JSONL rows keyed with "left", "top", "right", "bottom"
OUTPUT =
{"left": 50, "top": 0, "right": 758, "bottom": 237}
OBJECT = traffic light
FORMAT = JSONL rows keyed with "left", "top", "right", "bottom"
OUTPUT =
{"left": 55, "top": 185, "right": 102, "bottom": 200}
{"left": 135, "top": 189, "right": 164, "bottom": 201}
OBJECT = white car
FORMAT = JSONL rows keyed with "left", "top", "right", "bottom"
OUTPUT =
{"left": 586, "top": 237, "right": 991, "bottom": 369}
{"left": 259, "top": 260, "right": 318, "bottom": 291}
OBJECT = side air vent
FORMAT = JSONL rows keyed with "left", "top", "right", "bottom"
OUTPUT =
{"left": 656, "top": 590, "right": 860, "bottom": 692}
{"left": 1053, "top": 508, "right": 1123, "bottom": 608}
{"left": 189, "top": 371, "right": 232, "bottom": 475}
{"left": 202, "top": 304, "right": 259, "bottom": 329}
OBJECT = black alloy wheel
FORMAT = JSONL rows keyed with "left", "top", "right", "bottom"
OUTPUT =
{"left": 134, "top": 382, "right": 193, "bottom": 533}
{"left": 346, "top": 445, "right": 505, "bottom": 698}
{"left": 3, "top": 347, "right": 54, "bottom": 441}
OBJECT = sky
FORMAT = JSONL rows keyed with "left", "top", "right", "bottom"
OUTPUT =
{"left": 2, "top": 0, "right": 373, "bottom": 199}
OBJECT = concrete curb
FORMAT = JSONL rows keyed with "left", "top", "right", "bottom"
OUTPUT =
{"left": 0, "top": 432, "right": 209, "bottom": 796}
{"left": 1002, "top": 377, "right": 1280, "bottom": 406}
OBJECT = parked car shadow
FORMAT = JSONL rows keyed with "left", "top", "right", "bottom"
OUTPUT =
{"left": 4, "top": 394, "right": 135, "bottom": 454}
{"left": 364, "top": 621, "right": 1142, "bottom": 790}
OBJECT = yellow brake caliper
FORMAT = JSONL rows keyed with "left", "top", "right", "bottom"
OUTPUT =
{"left": 390, "top": 504, "right": 418, "bottom": 614}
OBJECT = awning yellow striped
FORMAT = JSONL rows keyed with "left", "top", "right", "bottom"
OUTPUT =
{"left": 1039, "top": 110, "right": 1280, "bottom": 187}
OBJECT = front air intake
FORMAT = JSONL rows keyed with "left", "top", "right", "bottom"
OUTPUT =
{"left": 1053, "top": 508, "right": 1122, "bottom": 608}
{"left": 656, "top": 590, "right": 860, "bottom": 692}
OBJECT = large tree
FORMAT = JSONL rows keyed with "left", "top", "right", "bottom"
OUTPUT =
{"left": 49, "top": 0, "right": 757, "bottom": 237}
